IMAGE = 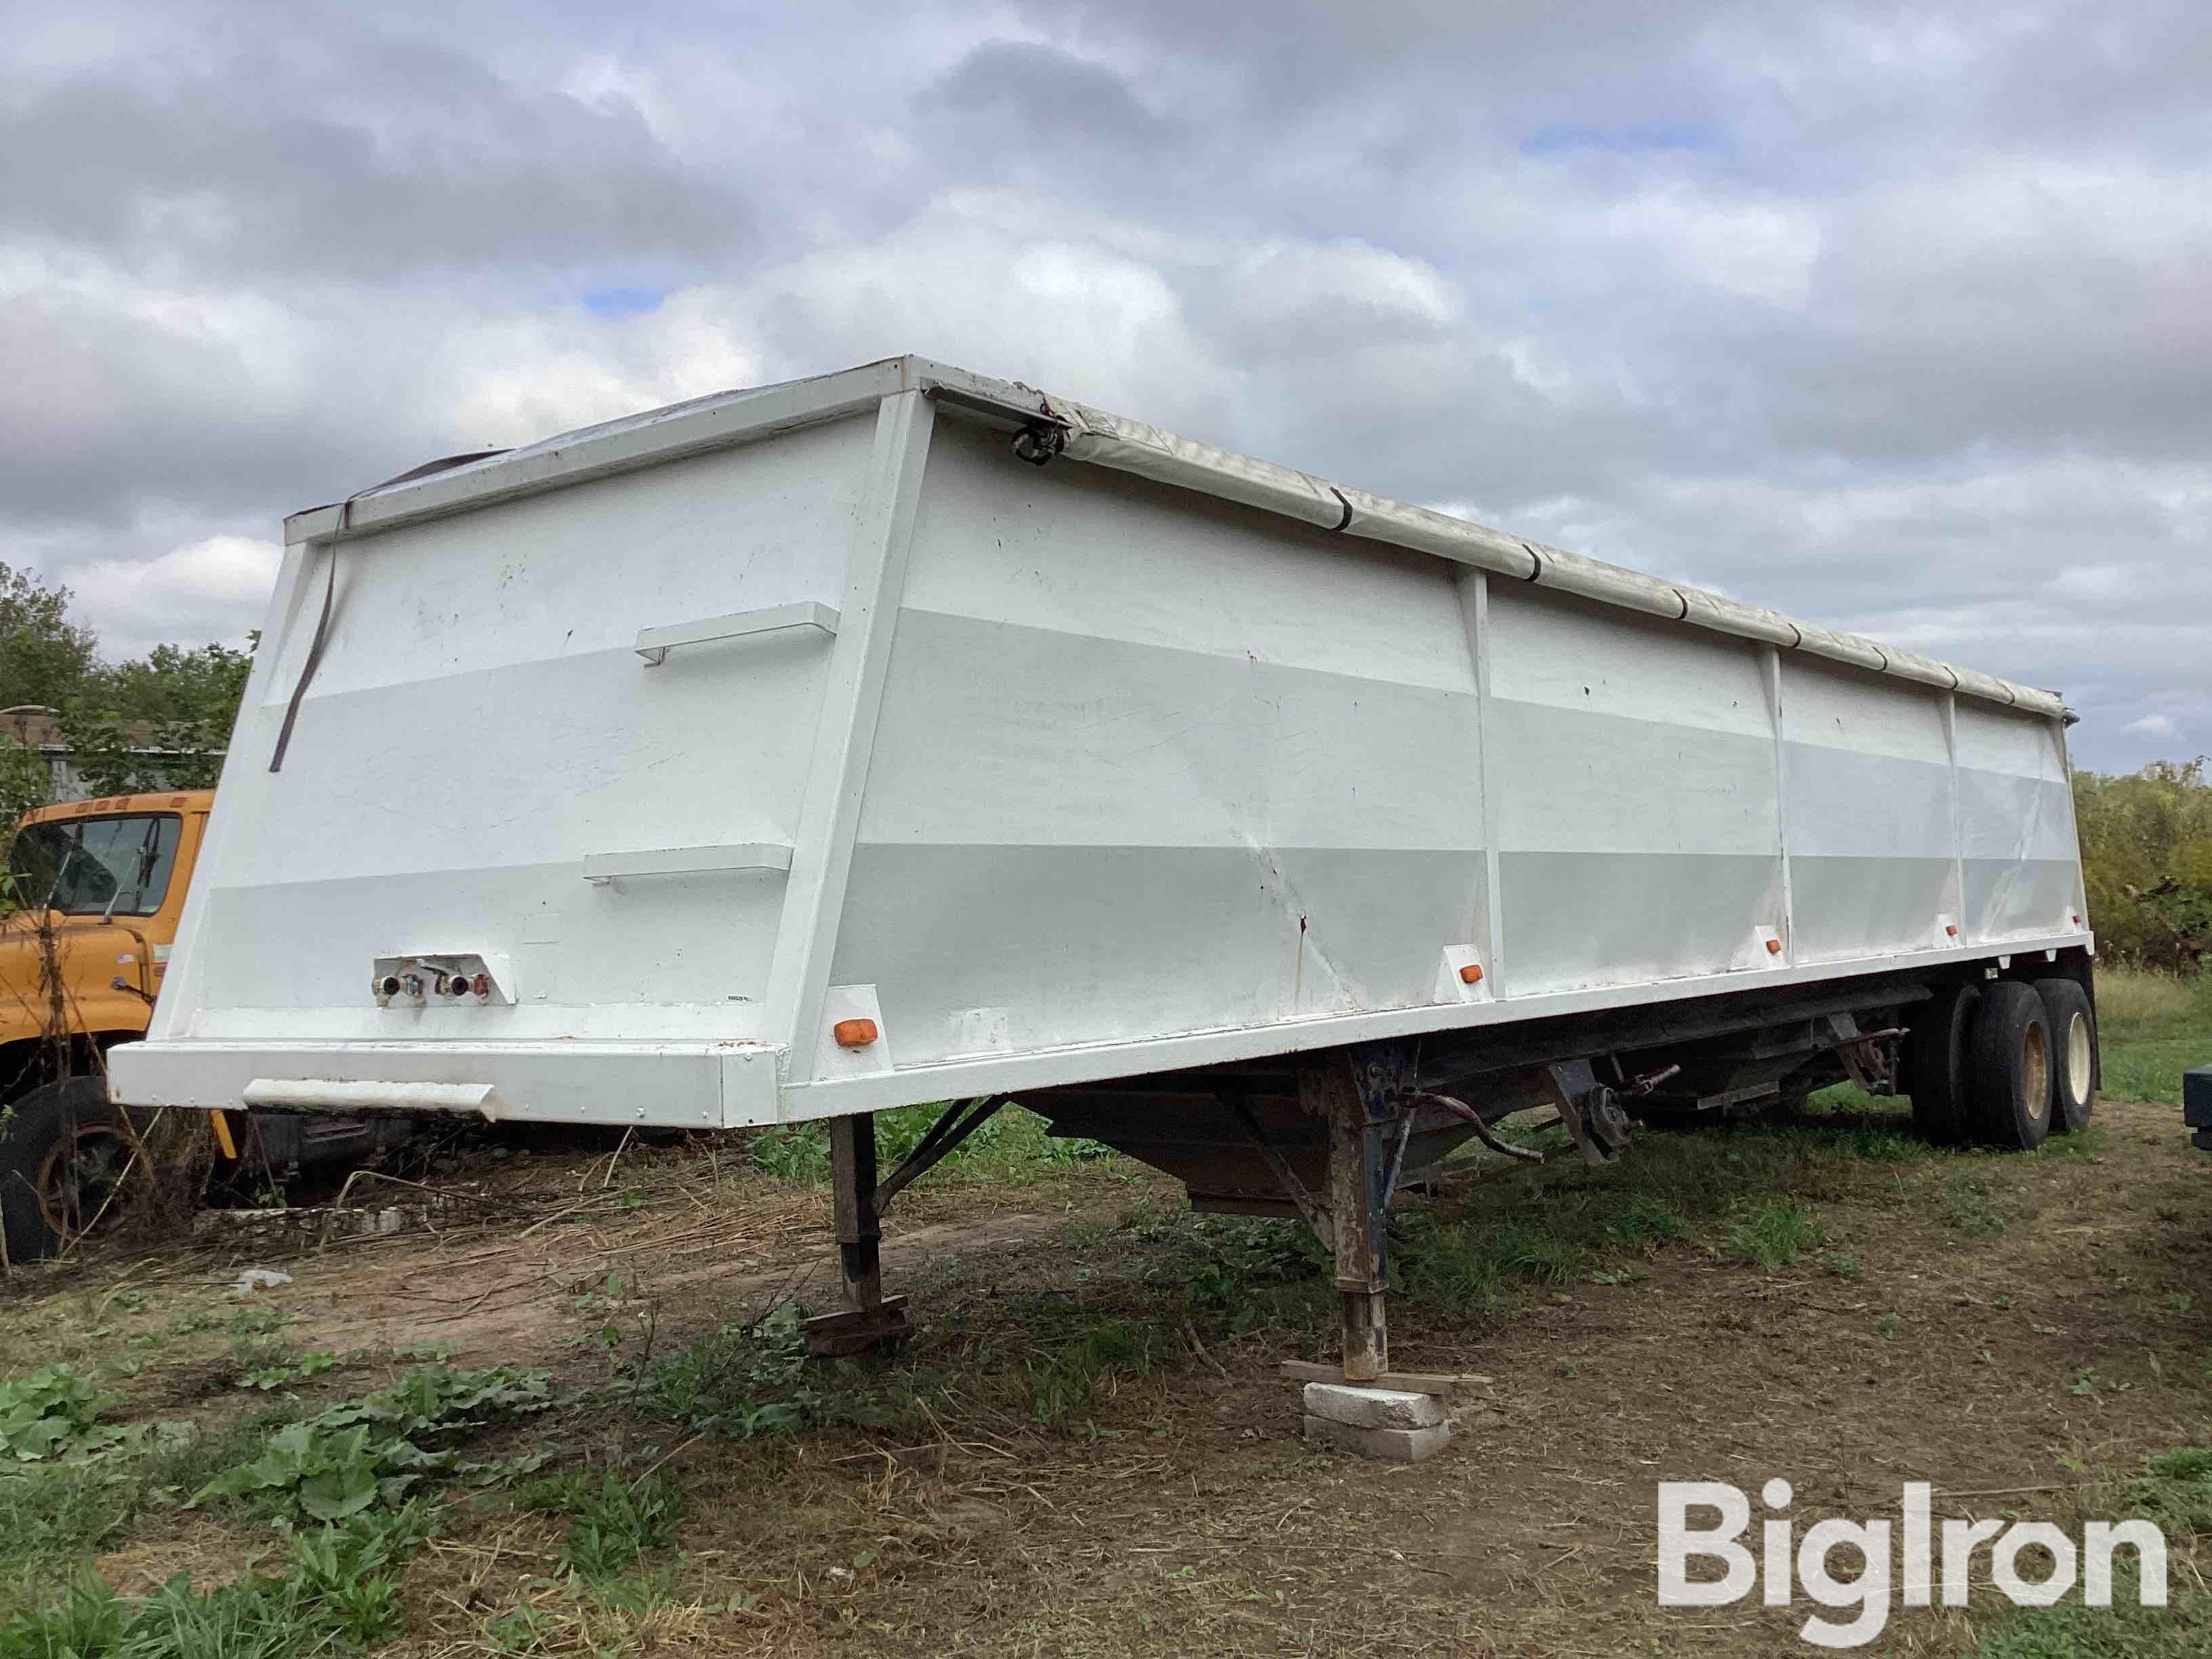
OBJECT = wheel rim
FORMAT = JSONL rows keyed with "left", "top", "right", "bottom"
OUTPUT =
{"left": 2066, "top": 1010, "right": 2091, "bottom": 1103}
{"left": 2020, "top": 1026, "right": 2049, "bottom": 1125}
{"left": 33, "top": 1121, "right": 132, "bottom": 1246}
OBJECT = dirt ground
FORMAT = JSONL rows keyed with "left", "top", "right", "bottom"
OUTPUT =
{"left": 12, "top": 1090, "right": 2212, "bottom": 1658}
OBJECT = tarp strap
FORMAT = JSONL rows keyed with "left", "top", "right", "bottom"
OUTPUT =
{"left": 268, "top": 543, "right": 337, "bottom": 773}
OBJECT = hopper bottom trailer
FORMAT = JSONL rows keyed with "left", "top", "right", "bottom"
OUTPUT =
{"left": 109, "top": 356, "right": 2095, "bottom": 1378}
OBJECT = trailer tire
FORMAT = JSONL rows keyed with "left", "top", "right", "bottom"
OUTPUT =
{"left": 1902, "top": 983, "right": 1981, "bottom": 1145}
{"left": 0, "top": 1078, "right": 144, "bottom": 1263}
{"left": 1970, "top": 982, "right": 2053, "bottom": 1151}
{"left": 2034, "top": 979, "right": 2095, "bottom": 1134}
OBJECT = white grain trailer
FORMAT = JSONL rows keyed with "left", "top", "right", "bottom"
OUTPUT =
{"left": 110, "top": 356, "right": 2097, "bottom": 1372}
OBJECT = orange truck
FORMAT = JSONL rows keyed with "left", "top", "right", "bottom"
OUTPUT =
{"left": 0, "top": 790, "right": 406, "bottom": 1259}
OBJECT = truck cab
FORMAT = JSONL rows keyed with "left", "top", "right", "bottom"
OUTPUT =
{"left": 1, "top": 791, "right": 209, "bottom": 1088}
{"left": 0, "top": 790, "right": 405, "bottom": 1259}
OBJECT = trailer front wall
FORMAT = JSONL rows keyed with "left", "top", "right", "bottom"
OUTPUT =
{"left": 155, "top": 412, "right": 878, "bottom": 1046}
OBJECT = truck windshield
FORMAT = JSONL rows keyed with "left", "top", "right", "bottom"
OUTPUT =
{"left": 8, "top": 815, "right": 182, "bottom": 918}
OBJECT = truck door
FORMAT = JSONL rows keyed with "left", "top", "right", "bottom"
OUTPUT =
{"left": 5, "top": 811, "right": 186, "bottom": 1037}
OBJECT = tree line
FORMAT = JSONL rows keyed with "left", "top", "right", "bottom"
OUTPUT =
{"left": 2074, "top": 759, "right": 2212, "bottom": 971}
{"left": 0, "top": 562, "right": 251, "bottom": 821}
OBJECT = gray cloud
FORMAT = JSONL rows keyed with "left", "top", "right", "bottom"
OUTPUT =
{"left": 0, "top": 27, "right": 753, "bottom": 285}
{"left": 3, "top": 0, "right": 2208, "bottom": 768}
{"left": 919, "top": 41, "right": 1174, "bottom": 149}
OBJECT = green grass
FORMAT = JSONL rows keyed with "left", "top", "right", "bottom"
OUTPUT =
{"left": 1713, "top": 1197, "right": 1822, "bottom": 1267}
{"left": 744, "top": 1101, "right": 1118, "bottom": 1185}
{"left": 622, "top": 1300, "right": 933, "bottom": 1439}
{"left": 1107, "top": 1111, "right": 1892, "bottom": 1346}
{"left": 1967, "top": 1446, "right": 2212, "bottom": 1656}
{"left": 1938, "top": 1170, "right": 2013, "bottom": 1237}
{"left": 0, "top": 1503, "right": 434, "bottom": 1659}
{"left": 1601, "top": 1193, "right": 1693, "bottom": 1244}
{"left": 2095, "top": 969, "right": 2212, "bottom": 1106}
{"left": 516, "top": 1468, "right": 683, "bottom": 1581}
{"left": 0, "top": 1460, "right": 141, "bottom": 1607}
{"left": 186, "top": 1362, "right": 552, "bottom": 1523}
{"left": 0, "top": 1360, "right": 573, "bottom": 1641}
{"left": 0, "top": 1401, "right": 325, "bottom": 1613}
{"left": 1021, "top": 1319, "right": 1160, "bottom": 1431}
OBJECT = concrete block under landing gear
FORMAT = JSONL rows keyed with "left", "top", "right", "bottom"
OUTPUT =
{"left": 1303, "top": 1411, "right": 1452, "bottom": 1462}
{"left": 1302, "top": 1382, "right": 1446, "bottom": 1431}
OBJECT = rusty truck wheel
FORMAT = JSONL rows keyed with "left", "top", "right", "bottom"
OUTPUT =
{"left": 0, "top": 1077, "right": 144, "bottom": 1262}
{"left": 1970, "top": 982, "right": 2053, "bottom": 1151}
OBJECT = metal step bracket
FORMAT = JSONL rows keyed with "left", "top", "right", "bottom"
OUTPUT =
{"left": 582, "top": 843, "right": 794, "bottom": 884}
{"left": 635, "top": 600, "right": 840, "bottom": 665}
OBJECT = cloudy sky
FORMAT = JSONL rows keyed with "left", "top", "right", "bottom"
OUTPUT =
{"left": 5, "top": 0, "right": 2207, "bottom": 767}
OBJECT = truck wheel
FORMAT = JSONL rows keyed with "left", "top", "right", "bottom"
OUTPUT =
{"left": 0, "top": 1078, "right": 144, "bottom": 1262}
{"left": 2034, "top": 979, "right": 2095, "bottom": 1133}
{"left": 1971, "top": 982, "right": 2053, "bottom": 1151}
{"left": 1902, "top": 982, "right": 1980, "bottom": 1145}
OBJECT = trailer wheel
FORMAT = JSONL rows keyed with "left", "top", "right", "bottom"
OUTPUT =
{"left": 2034, "top": 979, "right": 2095, "bottom": 1134}
{"left": 0, "top": 1078, "right": 144, "bottom": 1263}
{"left": 1902, "top": 982, "right": 1981, "bottom": 1145}
{"left": 1970, "top": 982, "right": 2053, "bottom": 1151}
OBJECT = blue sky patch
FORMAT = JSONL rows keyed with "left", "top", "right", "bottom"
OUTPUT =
{"left": 1520, "top": 121, "right": 1725, "bottom": 158}
{"left": 583, "top": 285, "right": 668, "bottom": 319}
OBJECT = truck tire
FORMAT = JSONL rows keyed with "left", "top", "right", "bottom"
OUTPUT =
{"left": 1902, "top": 982, "right": 1980, "bottom": 1145}
{"left": 2034, "top": 979, "right": 2095, "bottom": 1134}
{"left": 0, "top": 1077, "right": 144, "bottom": 1262}
{"left": 1971, "top": 982, "right": 2053, "bottom": 1151}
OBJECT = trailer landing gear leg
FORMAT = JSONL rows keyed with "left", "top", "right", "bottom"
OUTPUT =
{"left": 799, "top": 1099, "right": 1006, "bottom": 1359}
{"left": 1291, "top": 1046, "right": 1452, "bottom": 1460}
{"left": 1307, "top": 1046, "right": 1408, "bottom": 1382}
{"left": 800, "top": 1112, "right": 909, "bottom": 1358}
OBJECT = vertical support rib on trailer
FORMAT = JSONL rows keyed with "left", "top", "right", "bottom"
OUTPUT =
{"left": 766, "top": 390, "right": 937, "bottom": 1094}
{"left": 1456, "top": 570, "right": 1507, "bottom": 991}
{"left": 1939, "top": 691, "right": 1969, "bottom": 945}
{"left": 1761, "top": 644, "right": 1797, "bottom": 958}
{"left": 2050, "top": 710, "right": 2089, "bottom": 928}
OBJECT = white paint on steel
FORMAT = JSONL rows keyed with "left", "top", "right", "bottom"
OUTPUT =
{"left": 241, "top": 1078, "right": 497, "bottom": 1115}
{"left": 1435, "top": 947, "right": 1491, "bottom": 1004}
{"left": 1456, "top": 570, "right": 1507, "bottom": 996}
{"left": 279, "top": 357, "right": 2062, "bottom": 720}
{"left": 108, "top": 359, "right": 2095, "bottom": 1130}
{"left": 813, "top": 983, "right": 893, "bottom": 1080}
{"left": 948, "top": 1006, "right": 1013, "bottom": 1057}
{"left": 634, "top": 601, "right": 840, "bottom": 665}
{"left": 581, "top": 844, "right": 794, "bottom": 883}
{"left": 764, "top": 389, "right": 936, "bottom": 1087}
